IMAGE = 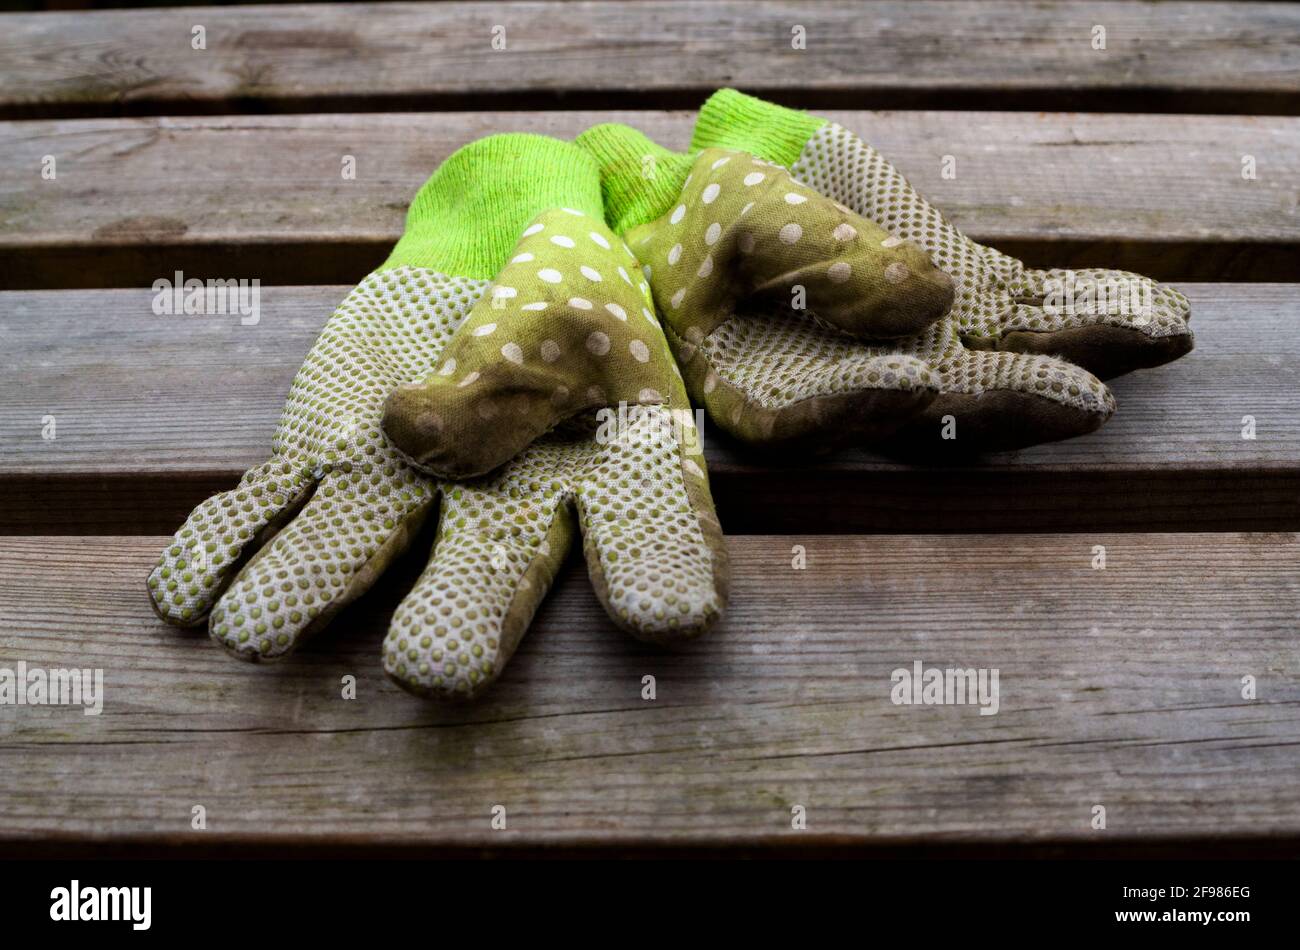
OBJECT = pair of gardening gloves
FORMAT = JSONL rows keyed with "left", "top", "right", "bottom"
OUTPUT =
{"left": 149, "top": 91, "right": 1193, "bottom": 700}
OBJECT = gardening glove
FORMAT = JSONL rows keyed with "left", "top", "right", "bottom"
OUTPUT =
{"left": 687, "top": 89, "right": 1195, "bottom": 449}
{"left": 148, "top": 133, "right": 728, "bottom": 701}
{"left": 570, "top": 124, "right": 955, "bottom": 450}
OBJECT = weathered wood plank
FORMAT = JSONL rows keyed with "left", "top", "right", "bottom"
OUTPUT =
{"left": 0, "top": 533, "right": 1295, "bottom": 856}
{"left": 3, "top": 111, "right": 1297, "bottom": 288}
{"left": 1, "top": 284, "right": 1296, "bottom": 534}
{"left": 2, "top": 1, "right": 1298, "bottom": 119}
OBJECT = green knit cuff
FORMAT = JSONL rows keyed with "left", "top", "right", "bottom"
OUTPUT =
{"left": 573, "top": 124, "right": 697, "bottom": 236}
{"left": 690, "top": 89, "right": 826, "bottom": 169}
{"left": 382, "top": 133, "right": 604, "bottom": 279}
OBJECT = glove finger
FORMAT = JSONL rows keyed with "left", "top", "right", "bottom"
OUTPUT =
{"left": 208, "top": 467, "right": 435, "bottom": 661}
{"left": 1005, "top": 268, "right": 1193, "bottom": 379}
{"left": 148, "top": 460, "right": 315, "bottom": 626}
{"left": 574, "top": 404, "right": 727, "bottom": 644}
{"left": 630, "top": 149, "right": 954, "bottom": 341}
{"left": 889, "top": 337, "right": 1115, "bottom": 452}
{"left": 672, "top": 303, "right": 936, "bottom": 449}
{"left": 383, "top": 457, "right": 575, "bottom": 700}
{"left": 384, "top": 209, "right": 677, "bottom": 480}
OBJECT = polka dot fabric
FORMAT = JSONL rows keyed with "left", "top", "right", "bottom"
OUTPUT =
{"left": 689, "top": 91, "right": 1194, "bottom": 449}
{"left": 626, "top": 148, "right": 954, "bottom": 342}
{"left": 149, "top": 132, "right": 728, "bottom": 701}
{"left": 793, "top": 122, "right": 1192, "bottom": 379}
{"left": 149, "top": 263, "right": 726, "bottom": 700}
{"left": 574, "top": 124, "right": 953, "bottom": 450}
{"left": 382, "top": 208, "right": 683, "bottom": 481}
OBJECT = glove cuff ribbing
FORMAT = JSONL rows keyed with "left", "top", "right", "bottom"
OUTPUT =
{"left": 383, "top": 133, "right": 605, "bottom": 279}
{"left": 573, "top": 124, "right": 697, "bottom": 236}
{"left": 690, "top": 89, "right": 826, "bottom": 169}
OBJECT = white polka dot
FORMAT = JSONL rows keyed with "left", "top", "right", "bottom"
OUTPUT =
{"left": 704, "top": 222, "right": 721, "bottom": 245}
{"left": 697, "top": 255, "right": 713, "bottom": 278}
{"left": 702, "top": 183, "right": 720, "bottom": 204}
{"left": 522, "top": 223, "right": 544, "bottom": 237}
{"left": 642, "top": 307, "right": 656, "bottom": 324}
{"left": 670, "top": 288, "right": 686, "bottom": 308}
{"left": 670, "top": 205, "right": 686, "bottom": 225}
{"left": 540, "top": 340, "right": 561, "bottom": 363}
{"left": 629, "top": 339, "right": 650, "bottom": 362}
{"left": 886, "top": 262, "right": 910, "bottom": 283}
{"left": 779, "top": 223, "right": 803, "bottom": 244}
{"left": 569, "top": 297, "right": 593, "bottom": 310}
{"left": 833, "top": 223, "right": 857, "bottom": 242}
{"left": 472, "top": 322, "right": 497, "bottom": 336}
{"left": 560, "top": 207, "right": 584, "bottom": 216}
{"left": 619, "top": 266, "right": 634, "bottom": 285}
{"left": 521, "top": 302, "right": 548, "bottom": 312}
{"left": 491, "top": 286, "right": 516, "bottom": 300}
{"left": 738, "top": 232, "right": 756, "bottom": 254}
{"left": 586, "top": 332, "right": 610, "bottom": 356}
{"left": 581, "top": 266, "right": 602, "bottom": 282}
{"left": 702, "top": 372, "right": 717, "bottom": 394}
{"left": 638, "top": 388, "right": 662, "bottom": 403}
{"left": 828, "top": 262, "right": 852, "bottom": 283}
{"left": 882, "top": 235, "right": 904, "bottom": 248}
{"left": 511, "top": 252, "right": 534, "bottom": 263}
{"left": 588, "top": 231, "right": 611, "bottom": 249}
{"left": 668, "top": 244, "right": 682, "bottom": 265}
{"left": 501, "top": 342, "right": 523, "bottom": 364}
{"left": 538, "top": 268, "right": 562, "bottom": 283}
{"left": 458, "top": 371, "right": 480, "bottom": 388}
{"left": 605, "top": 302, "right": 627, "bottom": 320}
{"left": 550, "top": 235, "right": 575, "bottom": 248}
{"left": 683, "top": 458, "right": 705, "bottom": 479}
{"left": 740, "top": 202, "right": 754, "bottom": 216}
{"left": 711, "top": 156, "right": 731, "bottom": 170}
{"left": 438, "top": 358, "right": 456, "bottom": 376}
{"left": 785, "top": 193, "right": 807, "bottom": 205}
{"left": 743, "top": 172, "right": 765, "bottom": 186}
{"left": 550, "top": 386, "right": 568, "bottom": 406}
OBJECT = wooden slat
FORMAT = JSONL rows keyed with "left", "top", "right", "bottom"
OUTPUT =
{"left": 2, "top": 1, "right": 1298, "bottom": 119}
{"left": 3, "top": 111, "right": 1298, "bottom": 288}
{"left": 1, "top": 283, "right": 1296, "bottom": 535}
{"left": 0, "top": 533, "right": 1296, "bottom": 856}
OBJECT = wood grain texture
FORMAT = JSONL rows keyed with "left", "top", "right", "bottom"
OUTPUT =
{"left": 0, "top": 283, "right": 1296, "bottom": 534}
{"left": 3, "top": 111, "right": 1297, "bottom": 288}
{"left": 2, "top": 1, "right": 1298, "bottom": 118}
{"left": 0, "top": 533, "right": 1295, "bottom": 856}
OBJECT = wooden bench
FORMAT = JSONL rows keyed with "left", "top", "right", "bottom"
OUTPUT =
{"left": 0, "top": 0, "right": 1297, "bottom": 857}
